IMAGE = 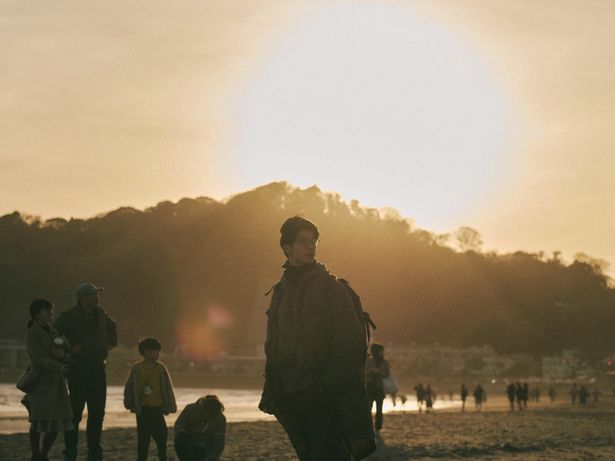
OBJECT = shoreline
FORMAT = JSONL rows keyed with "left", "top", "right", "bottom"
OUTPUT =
{"left": 2, "top": 402, "right": 615, "bottom": 460}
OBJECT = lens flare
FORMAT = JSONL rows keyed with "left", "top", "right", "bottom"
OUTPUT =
{"left": 175, "top": 305, "right": 234, "bottom": 360}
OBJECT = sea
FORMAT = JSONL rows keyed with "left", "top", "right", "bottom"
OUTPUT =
{"left": 0, "top": 384, "right": 456, "bottom": 434}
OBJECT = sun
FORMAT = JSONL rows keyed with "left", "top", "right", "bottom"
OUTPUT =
{"left": 231, "top": 2, "right": 516, "bottom": 229}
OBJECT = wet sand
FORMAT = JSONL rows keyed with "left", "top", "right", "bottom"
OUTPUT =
{"left": 1, "top": 398, "right": 614, "bottom": 460}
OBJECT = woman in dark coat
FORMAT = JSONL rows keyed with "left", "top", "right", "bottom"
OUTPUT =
{"left": 24, "top": 299, "right": 73, "bottom": 461}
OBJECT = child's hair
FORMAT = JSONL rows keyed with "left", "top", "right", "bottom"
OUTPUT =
{"left": 198, "top": 394, "right": 224, "bottom": 414}
{"left": 28, "top": 298, "right": 54, "bottom": 327}
{"left": 138, "top": 337, "right": 162, "bottom": 355}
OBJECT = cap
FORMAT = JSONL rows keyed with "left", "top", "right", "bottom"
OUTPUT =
{"left": 76, "top": 282, "right": 105, "bottom": 299}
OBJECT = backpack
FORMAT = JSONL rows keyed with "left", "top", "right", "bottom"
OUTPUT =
{"left": 265, "top": 275, "right": 377, "bottom": 359}
{"left": 338, "top": 278, "right": 377, "bottom": 359}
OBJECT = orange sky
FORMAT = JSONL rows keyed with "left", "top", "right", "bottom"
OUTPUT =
{"left": 1, "top": 0, "right": 614, "bottom": 273}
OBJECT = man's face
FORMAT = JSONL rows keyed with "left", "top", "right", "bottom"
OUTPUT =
{"left": 80, "top": 292, "right": 99, "bottom": 308}
{"left": 284, "top": 229, "right": 318, "bottom": 267}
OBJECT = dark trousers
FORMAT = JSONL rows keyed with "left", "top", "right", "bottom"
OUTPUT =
{"left": 175, "top": 433, "right": 222, "bottom": 461}
{"left": 64, "top": 366, "right": 106, "bottom": 458}
{"left": 137, "top": 406, "right": 168, "bottom": 461}
{"left": 277, "top": 386, "right": 350, "bottom": 461}
{"left": 369, "top": 397, "right": 384, "bottom": 431}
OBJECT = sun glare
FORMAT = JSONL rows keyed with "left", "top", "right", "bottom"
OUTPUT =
{"left": 232, "top": 2, "right": 516, "bottom": 229}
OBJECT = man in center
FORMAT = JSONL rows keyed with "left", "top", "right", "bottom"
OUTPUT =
{"left": 259, "top": 216, "right": 375, "bottom": 461}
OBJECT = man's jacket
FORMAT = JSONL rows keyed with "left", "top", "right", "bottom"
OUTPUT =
{"left": 260, "top": 261, "right": 375, "bottom": 459}
{"left": 55, "top": 304, "right": 117, "bottom": 368}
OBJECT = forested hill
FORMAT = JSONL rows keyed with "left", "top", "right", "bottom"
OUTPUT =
{"left": 1, "top": 182, "right": 613, "bottom": 358}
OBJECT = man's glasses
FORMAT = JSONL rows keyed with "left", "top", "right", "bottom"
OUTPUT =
{"left": 294, "top": 238, "right": 319, "bottom": 247}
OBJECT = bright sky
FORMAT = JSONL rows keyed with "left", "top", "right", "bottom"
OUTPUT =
{"left": 1, "top": 0, "right": 614, "bottom": 270}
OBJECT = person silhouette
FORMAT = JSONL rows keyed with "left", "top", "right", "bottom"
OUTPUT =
{"left": 365, "top": 343, "right": 389, "bottom": 433}
{"left": 259, "top": 217, "right": 375, "bottom": 461}
{"left": 548, "top": 386, "right": 556, "bottom": 404}
{"left": 570, "top": 383, "right": 579, "bottom": 405}
{"left": 425, "top": 385, "right": 435, "bottom": 412}
{"left": 414, "top": 383, "right": 426, "bottom": 412}
{"left": 515, "top": 382, "right": 524, "bottom": 411}
{"left": 460, "top": 384, "right": 468, "bottom": 412}
{"left": 506, "top": 383, "right": 516, "bottom": 411}
{"left": 579, "top": 385, "right": 589, "bottom": 405}
{"left": 473, "top": 384, "right": 485, "bottom": 411}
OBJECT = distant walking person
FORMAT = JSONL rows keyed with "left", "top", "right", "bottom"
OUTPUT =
{"left": 123, "top": 337, "right": 177, "bottom": 461}
{"left": 570, "top": 383, "right": 579, "bottom": 405}
{"left": 259, "top": 217, "right": 376, "bottom": 461}
{"left": 579, "top": 385, "right": 589, "bottom": 405}
{"left": 425, "top": 385, "right": 435, "bottom": 412}
{"left": 515, "top": 382, "right": 524, "bottom": 411}
{"left": 365, "top": 342, "right": 388, "bottom": 433}
{"left": 23, "top": 299, "right": 74, "bottom": 461}
{"left": 415, "top": 383, "right": 426, "bottom": 412}
{"left": 522, "top": 383, "right": 529, "bottom": 410}
{"left": 473, "top": 384, "right": 485, "bottom": 411}
{"left": 548, "top": 387, "right": 557, "bottom": 404}
{"left": 55, "top": 283, "right": 117, "bottom": 461}
{"left": 175, "top": 395, "right": 226, "bottom": 461}
{"left": 460, "top": 384, "right": 468, "bottom": 412}
{"left": 506, "top": 383, "right": 516, "bottom": 411}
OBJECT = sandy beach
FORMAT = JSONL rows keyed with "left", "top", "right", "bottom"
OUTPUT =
{"left": 2, "top": 397, "right": 615, "bottom": 460}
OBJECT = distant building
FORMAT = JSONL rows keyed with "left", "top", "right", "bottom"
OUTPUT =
{"left": 385, "top": 344, "right": 495, "bottom": 377}
{"left": 542, "top": 356, "right": 573, "bottom": 380}
{"left": 384, "top": 344, "right": 540, "bottom": 379}
{"left": 0, "top": 339, "right": 28, "bottom": 370}
{"left": 542, "top": 350, "right": 593, "bottom": 381}
{"left": 482, "top": 355, "right": 517, "bottom": 377}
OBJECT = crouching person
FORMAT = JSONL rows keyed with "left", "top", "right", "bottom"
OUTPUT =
{"left": 174, "top": 395, "right": 226, "bottom": 461}
{"left": 124, "top": 337, "right": 177, "bottom": 461}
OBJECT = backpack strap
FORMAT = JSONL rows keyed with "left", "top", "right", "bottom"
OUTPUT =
{"left": 338, "top": 278, "right": 377, "bottom": 343}
{"left": 264, "top": 281, "right": 283, "bottom": 296}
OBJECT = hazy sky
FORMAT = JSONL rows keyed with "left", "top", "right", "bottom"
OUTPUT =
{"left": 1, "top": 0, "right": 614, "bottom": 271}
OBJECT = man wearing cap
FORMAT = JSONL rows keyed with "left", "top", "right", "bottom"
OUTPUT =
{"left": 55, "top": 283, "right": 118, "bottom": 461}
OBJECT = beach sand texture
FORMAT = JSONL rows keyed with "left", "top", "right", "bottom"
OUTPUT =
{"left": 1, "top": 400, "right": 615, "bottom": 460}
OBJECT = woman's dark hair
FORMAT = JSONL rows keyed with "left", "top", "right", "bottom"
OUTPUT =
{"left": 198, "top": 394, "right": 224, "bottom": 414}
{"left": 279, "top": 216, "right": 319, "bottom": 254}
{"left": 28, "top": 298, "right": 54, "bottom": 327}
{"left": 138, "top": 337, "right": 162, "bottom": 355}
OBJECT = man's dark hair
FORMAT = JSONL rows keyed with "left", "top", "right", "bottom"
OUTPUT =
{"left": 28, "top": 298, "right": 54, "bottom": 326}
{"left": 280, "top": 216, "right": 319, "bottom": 254}
{"left": 198, "top": 394, "right": 225, "bottom": 414}
{"left": 138, "top": 337, "right": 162, "bottom": 355}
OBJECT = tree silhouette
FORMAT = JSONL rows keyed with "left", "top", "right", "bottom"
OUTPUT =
{"left": 0, "top": 182, "right": 613, "bottom": 358}
{"left": 454, "top": 226, "right": 483, "bottom": 252}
